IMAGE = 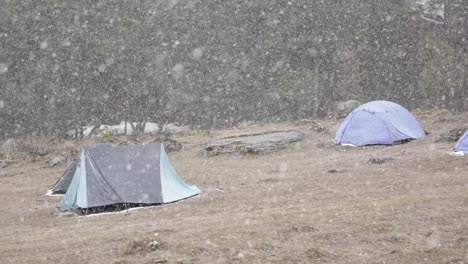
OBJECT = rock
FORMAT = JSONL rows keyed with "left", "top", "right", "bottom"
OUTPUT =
{"left": 0, "top": 160, "right": 11, "bottom": 169}
{"left": 144, "top": 122, "right": 160, "bottom": 134}
{"left": 113, "top": 261, "right": 130, "bottom": 264}
{"left": 335, "top": 100, "right": 361, "bottom": 117}
{"left": 145, "top": 135, "right": 182, "bottom": 153}
{"left": 367, "top": 157, "right": 393, "bottom": 165}
{"left": 204, "top": 131, "right": 304, "bottom": 157}
{"left": 58, "top": 211, "right": 76, "bottom": 218}
{"left": 305, "top": 248, "right": 331, "bottom": 260}
{"left": 147, "top": 240, "right": 161, "bottom": 250}
{"left": 327, "top": 169, "right": 344, "bottom": 173}
{"left": 161, "top": 123, "right": 190, "bottom": 134}
{"left": 48, "top": 155, "right": 67, "bottom": 168}
{"left": 164, "top": 139, "right": 182, "bottom": 153}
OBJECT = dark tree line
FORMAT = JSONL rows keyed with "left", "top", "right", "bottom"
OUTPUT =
{"left": 0, "top": 0, "right": 466, "bottom": 138}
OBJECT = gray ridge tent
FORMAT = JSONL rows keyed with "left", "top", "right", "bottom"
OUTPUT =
{"left": 51, "top": 143, "right": 201, "bottom": 211}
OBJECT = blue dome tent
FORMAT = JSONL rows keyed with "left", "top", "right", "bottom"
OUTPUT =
{"left": 454, "top": 131, "right": 468, "bottom": 153}
{"left": 334, "top": 100, "right": 426, "bottom": 146}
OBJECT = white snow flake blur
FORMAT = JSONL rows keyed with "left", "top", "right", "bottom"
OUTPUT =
{"left": 0, "top": 63, "right": 8, "bottom": 74}
{"left": 126, "top": 163, "right": 132, "bottom": 171}
{"left": 39, "top": 41, "right": 48, "bottom": 49}
{"left": 192, "top": 47, "right": 205, "bottom": 60}
{"left": 0, "top": 0, "right": 467, "bottom": 263}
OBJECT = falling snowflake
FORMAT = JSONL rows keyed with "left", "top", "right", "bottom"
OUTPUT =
{"left": 0, "top": 63, "right": 8, "bottom": 74}
{"left": 40, "top": 41, "right": 48, "bottom": 49}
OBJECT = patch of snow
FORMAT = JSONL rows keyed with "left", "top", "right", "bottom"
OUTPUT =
{"left": 414, "top": 0, "right": 444, "bottom": 24}
{"left": 161, "top": 123, "right": 190, "bottom": 134}
{"left": 448, "top": 151, "right": 465, "bottom": 156}
{"left": 72, "top": 121, "right": 185, "bottom": 138}
{"left": 83, "top": 126, "right": 95, "bottom": 137}
{"left": 99, "top": 121, "right": 161, "bottom": 135}
{"left": 45, "top": 190, "right": 64, "bottom": 196}
{"left": 340, "top": 143, "right": 357, "bottom": 147}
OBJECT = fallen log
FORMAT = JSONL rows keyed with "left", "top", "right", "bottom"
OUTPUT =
{"left": 204, "top": 131, "right": 304, "bottom": 157}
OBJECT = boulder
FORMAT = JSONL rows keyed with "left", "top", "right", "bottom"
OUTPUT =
{"left": 48, "top": 155, "right": 66, "bottom": 168}
{"left": 204, "top": 131, "right": 304, "bottom": 157}
{"left": 0, "top": 160, "right": 11, "bottom": 169}
{"left": 335, "top": 100, "right": 361, "bottom": 117}
{"left": 164, "top": 139, "right": 182, "bottom": 153}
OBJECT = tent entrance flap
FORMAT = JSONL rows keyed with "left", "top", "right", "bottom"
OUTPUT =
{"left": 159, "top": 144, "right": 201, "bottom": 203}
{"left": 59, "top": 151, "right": 88, "bottom": 210}
{"left": 455, "top": 131, "right": 468, "bottom": 153}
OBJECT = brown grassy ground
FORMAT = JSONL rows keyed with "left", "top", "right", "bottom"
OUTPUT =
{"left": 0, "top": 111, "right": 467, "bottom": 264}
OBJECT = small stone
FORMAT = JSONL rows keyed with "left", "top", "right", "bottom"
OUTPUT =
{"left": 48, "top": 155, "right": 66, "bottom": 168}
{"left": 147, "top": 240, "right": 161, "bottom": 250}
{"left": 58, "top": 211, "right": 76, "bottom": 218}
{"left": 367, "top": 157, "right": 393, "bottom": 165}
{"left": 0, "top": 160, "right": 10, "bottom": 169}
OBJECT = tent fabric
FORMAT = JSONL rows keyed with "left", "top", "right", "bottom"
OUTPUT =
{"left": 159, "top": 144, "right": 200, "bottom": 203}
{"left": 334, "top": 100, "right": 426, "bottom": 146}
{"left": 53, "top": 143, "right": 200, "bottom": 210}
{"left": 51, "top": 159, "right": 77, "bottom": 194}
{"left": 454, "top": 131, "right": 468, "bottom": 153}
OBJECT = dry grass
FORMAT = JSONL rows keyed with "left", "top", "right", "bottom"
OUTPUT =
{"left": 0, "top": 112, "right": 467, "bottom": 264}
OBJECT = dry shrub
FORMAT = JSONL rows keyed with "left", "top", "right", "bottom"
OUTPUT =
{"left": 122, "top": 238, "right": 164, "bottom": 256}
{"left": 0, "top": 139, "right": 19, "bottom": 159}
{"left": 22, "top": 137, "right": 52, "bottom": 158}
{"left": 413, "top": 108, "right": 455, "bottom": 122}
{"left": 435, "top": 127, "right": 467, "bottom": 143}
